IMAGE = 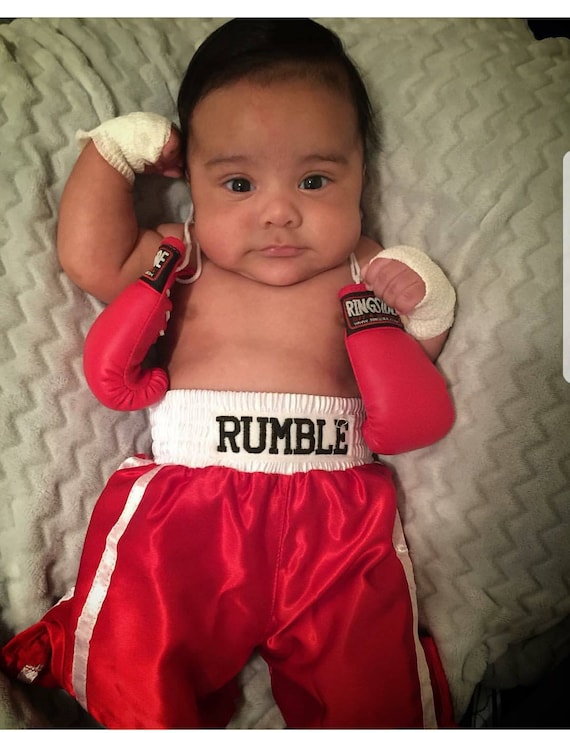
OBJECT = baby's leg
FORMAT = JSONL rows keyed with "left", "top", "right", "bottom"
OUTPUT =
{"left": 261, "top": 463, "right": 446, "bottom": 728}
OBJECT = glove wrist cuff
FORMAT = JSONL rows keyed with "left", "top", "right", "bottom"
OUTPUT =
{"left": 369, "top": 246, "right": 456, "bottom": 340}
{"left": 76, "top": 112, "right": 173, "bottom": 184}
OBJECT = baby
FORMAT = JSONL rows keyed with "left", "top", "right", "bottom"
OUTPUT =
{"left": 1, "top": 18, "right": 456, "bottom": 729}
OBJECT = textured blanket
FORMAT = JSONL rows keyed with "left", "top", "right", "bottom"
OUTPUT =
{"left": 1, "top": 17, "right": 569, "bottom": 727}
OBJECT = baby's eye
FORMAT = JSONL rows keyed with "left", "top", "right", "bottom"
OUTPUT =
{"left": 299, "top": 175, "right": 330, "bottom": 191}
{"left": 224, "top": 178, "right": 253, "bottom": 193}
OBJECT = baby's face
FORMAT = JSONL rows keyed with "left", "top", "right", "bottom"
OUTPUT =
{"left": 186, "top": 76, "right": 365, "bottom": 286}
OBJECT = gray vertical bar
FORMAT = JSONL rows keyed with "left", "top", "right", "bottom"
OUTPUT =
{"left": 562, "top": 152, "right": 570, "bottom": 382}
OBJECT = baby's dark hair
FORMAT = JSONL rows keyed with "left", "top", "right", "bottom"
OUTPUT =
{"left": 177, "top": 18, "right": 379, "bottom": 170}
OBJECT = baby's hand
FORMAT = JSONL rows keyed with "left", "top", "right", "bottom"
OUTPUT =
{"left": 142, "top": 125, "right": 184, "bottom": 179}
{"left": 361, "top": 256, "right": 426, "bottom": 316}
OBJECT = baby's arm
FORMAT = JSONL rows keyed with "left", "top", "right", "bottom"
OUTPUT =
{"left": 57, "top": 116, "right": 183, "bottom": 303}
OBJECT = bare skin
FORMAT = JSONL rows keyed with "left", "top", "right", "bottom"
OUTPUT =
{"left": 57, "top": 78, "right": 448, "bottom": 399}
{"left": 162, "top": 234, "right": 377, "bottom": 395}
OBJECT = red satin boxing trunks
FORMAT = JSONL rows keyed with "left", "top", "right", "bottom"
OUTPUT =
{"left": 0, "top": 390, "right": 454, "bottom": 728}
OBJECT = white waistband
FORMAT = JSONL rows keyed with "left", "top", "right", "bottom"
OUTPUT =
{"left": 149, "top": 390, "right": 373, "bottom": 474}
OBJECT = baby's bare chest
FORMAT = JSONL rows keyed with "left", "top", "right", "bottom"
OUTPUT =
{"left": 163, "top": 265, "right": 358, "bottom": 395}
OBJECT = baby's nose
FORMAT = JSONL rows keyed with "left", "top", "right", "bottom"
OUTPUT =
{"left": 260, "top": 189, "right": 302, "bottom": 228}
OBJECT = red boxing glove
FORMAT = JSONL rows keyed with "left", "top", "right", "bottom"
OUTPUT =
{"left": 339, "top": 283, "right": 454, "bottom": 454}
{"left": 83, "top": 236, "right": 187, "bottom": 411}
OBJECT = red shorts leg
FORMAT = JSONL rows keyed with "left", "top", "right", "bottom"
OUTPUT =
{"left": 261, "top": 462, "right": 447, "bottom": 728}
{"left": 1, "top": 457, "right": 283, "bottom": 728}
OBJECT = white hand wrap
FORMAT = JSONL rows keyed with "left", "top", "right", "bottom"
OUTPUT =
{"left": 76, "top": 112, "right": 173, "bottom": 184}
{"left": 370, "top": 245, "right": 456, "bottom": 340}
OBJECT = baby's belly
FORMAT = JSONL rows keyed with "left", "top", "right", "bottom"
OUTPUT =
{"left": 161, "top": 266, "right": 361, "bottom": 398}
{"left": 162, "top": 332, "right": 360, "bottom": 398}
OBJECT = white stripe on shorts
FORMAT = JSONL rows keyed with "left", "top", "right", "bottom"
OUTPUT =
{"left": 71, "top": 456, "right": 159, "bottom": 709}
{"left": 392, "top": 511, "right": 437, "bottom": 728}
